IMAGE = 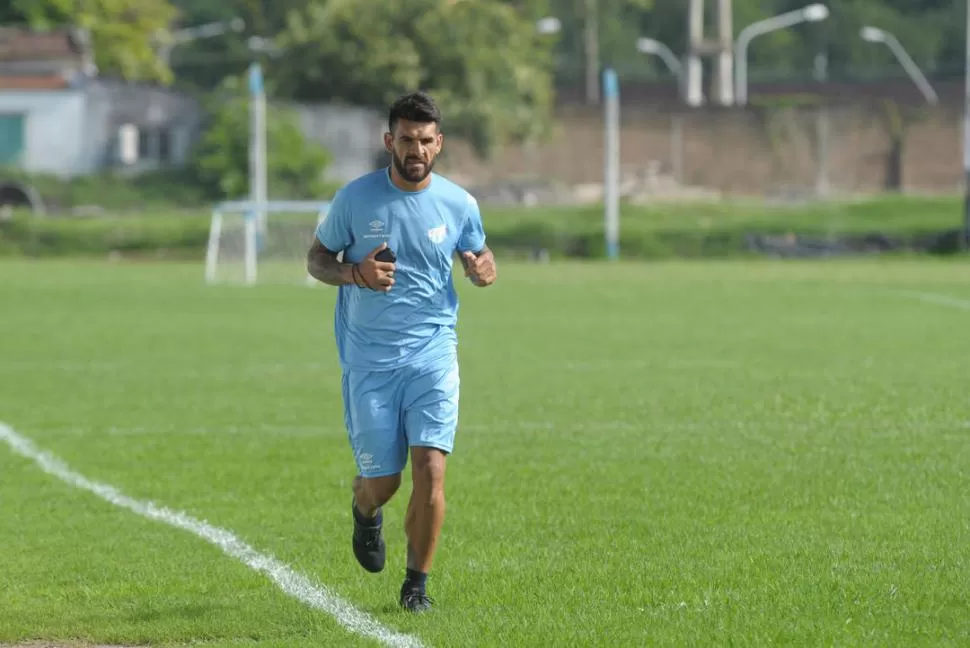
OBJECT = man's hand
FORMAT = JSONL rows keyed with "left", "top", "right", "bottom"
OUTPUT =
{"left": 355, "top": 242, "right": 396, "bottom": 292}
{"left": 461, "top": 247, "right": 497, "bottom": 287}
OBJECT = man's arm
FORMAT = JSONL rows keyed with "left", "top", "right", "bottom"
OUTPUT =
{"left": 459, "top": 245, "right": 497, "bottom": 287}
{"left": 457, "top": 191, "right": 495, "bottom": 287}
{"left": 306, "top": 238, "right": 356, "bottom": 286}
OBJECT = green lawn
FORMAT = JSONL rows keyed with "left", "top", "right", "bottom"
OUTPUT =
{"left": 1, "top": 257, "right": 969, "bottom": 647}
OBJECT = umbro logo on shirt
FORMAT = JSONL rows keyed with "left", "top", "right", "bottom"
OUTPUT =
{"left": 363, "top": 219, "right": 387, "bottom": 240}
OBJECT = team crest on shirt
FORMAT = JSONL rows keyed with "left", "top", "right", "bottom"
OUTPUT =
{"left": 427, "top": 224, "right": 447, "bottom": 244}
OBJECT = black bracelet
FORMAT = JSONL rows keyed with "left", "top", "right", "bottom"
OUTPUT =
{"left": 353, "top": 264, "right": 375, "bottom": 291}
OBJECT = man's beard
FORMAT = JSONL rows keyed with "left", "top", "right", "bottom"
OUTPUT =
{"left": 392, "top": 150, "right": 434, "bottom": 183}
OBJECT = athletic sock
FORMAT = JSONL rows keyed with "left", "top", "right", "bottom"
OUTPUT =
{"left": 404, "top": 568, "right": 428, "bottom": 593}
{"left": 353, "top": 500, "right": 382, "bottom": 527}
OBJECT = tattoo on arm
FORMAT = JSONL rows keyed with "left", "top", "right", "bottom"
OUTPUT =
{"left": 306, "top": 239, "right": 356, "bottom": 286}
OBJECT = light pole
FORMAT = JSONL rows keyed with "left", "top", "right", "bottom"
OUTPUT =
{"left": 585, "top": 0, "right": 599, "bottom": 105}
{"left": 735, "top": 3, "right": 829, "bottom": 106}
{"left": 964, "top": 0, "right": 970, "bottom": 250}
{"left": 860, "top": 26, "right": 938, "bottom": 105}
{"left": 156, "top": 18, "right": 246, "bottom": 67}
{"left": 524, "top": 16, "right": 562, "bottom": 186}
{"left": 536, "top": 16, "right": 562, "bottom": 35}
{"left": 244, "top": 36, "right": 283, "bottom": 244}
{"left": 636, "top": 37, "right": 684, "bottom": 87}
{"left": 637, "top": 37, "right": 686, "bottom": 183}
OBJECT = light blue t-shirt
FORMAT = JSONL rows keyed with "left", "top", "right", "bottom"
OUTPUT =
{"left": 316, "top": 167, "right": 486, "bottom": 372}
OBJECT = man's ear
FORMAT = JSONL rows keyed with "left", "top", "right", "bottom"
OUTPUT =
{"left": 383, "top": 131, "right": 393, "bottom": 153}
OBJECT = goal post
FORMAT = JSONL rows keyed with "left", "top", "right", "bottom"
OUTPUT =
{"left": 204, "top": 200, "right": 330, "bottom": 286}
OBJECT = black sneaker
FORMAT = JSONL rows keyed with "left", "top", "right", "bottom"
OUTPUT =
{"left": 399, "top": 583, "right": 434, "bottom": 613}
{"left": 351, "top": 500, "right": 385, "bottom": 573}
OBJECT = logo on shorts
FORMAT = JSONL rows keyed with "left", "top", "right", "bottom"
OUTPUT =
{"left": 427, "top": 224, "right": 447, "bottom": 244}
{"left": 358, "top": 452, "right": 380, "bottom": 473}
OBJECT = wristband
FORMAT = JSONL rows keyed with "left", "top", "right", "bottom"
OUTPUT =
{"left": 353, "top": 263, "right": 375, "bottom": 291}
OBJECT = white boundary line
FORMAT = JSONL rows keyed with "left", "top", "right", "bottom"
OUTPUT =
{"left": 0, "top": 422, "right": 425, "bottom": 648}
{"left": 898, "top": 290, "right": 970, "bottom": 311}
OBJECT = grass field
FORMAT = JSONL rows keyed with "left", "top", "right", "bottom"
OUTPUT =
{"left": 2, "top": 256, "right": 970, "bottom": 647}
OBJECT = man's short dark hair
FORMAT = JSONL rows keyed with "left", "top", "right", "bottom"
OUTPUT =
{"left": 388, "top": 91, "right": 441, "bottom": 133}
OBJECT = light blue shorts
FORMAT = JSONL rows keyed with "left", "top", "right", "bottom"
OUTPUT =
{"left": 341, "top": 355, "right": 460, "bottom": 478}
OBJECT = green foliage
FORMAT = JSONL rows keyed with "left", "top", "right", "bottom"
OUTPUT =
{"left": 540, "top": 0, "right": 962, "bottom": 85}
{"left": 3, "top": 0, "right": 179, "bottom": 84}
{"left": 0, "top": 211, "right": 210, "bottom": 258}
{"left": 275, "top": 0, "right": 556, "bottom": 157}
{"left": 189, "top": 76, "right": 334, "bottom": 201}
{"left": 477, "top": 195, "right": 963, "bottom": 258}
{"left": 49, "top": 0, "right": 963, "bottom": 108}
{"left": 0, "top": 168, "right": 208, "bottom": 210}
{"left": 2, "top": 195, "right": 961, "bottom": 260}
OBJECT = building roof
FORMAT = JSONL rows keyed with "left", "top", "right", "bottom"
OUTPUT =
{"left": 0, "top": 27, "right": 89, "bottom": 63}
{"left": 0, "top": 74, "right": 73, "bottom": 89}
{"left": 0, "top": 27, "right": 94, "bottom": 90}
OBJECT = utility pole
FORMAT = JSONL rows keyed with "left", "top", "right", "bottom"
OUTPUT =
{"left": 964, "top": 0, "right": 970, "bottom": 250}
{"left": 713, "top": 0, "right": 734, "bottom": 105}
{"left": 585, "top": 0, "right": 600, "bottom": 104}
{"left": 686, "top": 0, "right": 705, "bottom": 106}
{"left": 686, "top": 0, "right": 734, "bottom": 107}
{"left": 814, "top": 51, "right": 830, "bottom": 197}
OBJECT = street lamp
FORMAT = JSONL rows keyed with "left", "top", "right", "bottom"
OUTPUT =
{"left": 156, "top": 18, "right": 246, "bottom": 66}
{"left": 637, "top": 37, "right": 686, "bottom": 184}
{"left": 536, "top": 16, "right": 562, "bottom": 35}
{"left": 735, "top": 3, "right": 830, "bottom": 105}
{"left": 860, "top": 26, "right": 938, "bottom": 105}
{"left": 636, "top": 37, "right": 684, "bottom": 84}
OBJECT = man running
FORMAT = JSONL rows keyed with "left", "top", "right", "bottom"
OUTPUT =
{"left": 306, "top": 91, "right": 497, "bottom": 612}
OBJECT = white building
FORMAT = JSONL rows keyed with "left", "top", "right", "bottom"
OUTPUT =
{"left": 0, "top": 27, "right": 201, "bottom": 178}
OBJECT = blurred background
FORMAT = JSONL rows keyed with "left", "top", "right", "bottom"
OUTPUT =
{"left": 1, "top": 0, "right": 969, "bottom": 262}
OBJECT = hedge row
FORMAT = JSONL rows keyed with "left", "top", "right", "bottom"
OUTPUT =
{"left": 0, "top": 195, "right": 964, "bottom": 260}
{"left": 0, "top": 212, "right": 211, "bottom": 259}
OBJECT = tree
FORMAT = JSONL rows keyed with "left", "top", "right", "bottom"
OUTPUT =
{"left": 274, "top": 0, "right": 557, "bottom": 157}
{"left": 190, "top": 76, "right": 333, "bottom": 200}
{"left": 3, "top": 0, "right": 180, "bottom": 84}
{"left": 164, "top": 0, "right": 304, "bottom": 91}
{"left": 540, "top": 0, "right": 963, "bottom": 86}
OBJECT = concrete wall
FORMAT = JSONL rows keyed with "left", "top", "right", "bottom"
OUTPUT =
{"left": 291, "top": 102, "right": 386, "bottom": 184}
{"left": 0, "top": 90, "right": 85, "bottom": 177}
{"left": 437, "top": 98, "right": 967, "bottom": 198}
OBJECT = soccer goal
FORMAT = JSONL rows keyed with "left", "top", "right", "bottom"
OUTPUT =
{"left": 204, "top": 200, "right": 331, "bottom": 286}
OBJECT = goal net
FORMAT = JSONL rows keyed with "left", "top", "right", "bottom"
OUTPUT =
{"left": 204, "top": 200, "right": 331, "bottom": 286}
